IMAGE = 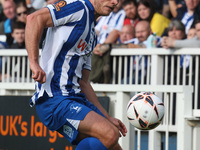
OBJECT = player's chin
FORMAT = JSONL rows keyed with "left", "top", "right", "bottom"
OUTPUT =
{"left": 101, "top": 8, "right": 113, "bottom": 16}
{"left": 100, "top": 11, "right": 112, "bottom": 16}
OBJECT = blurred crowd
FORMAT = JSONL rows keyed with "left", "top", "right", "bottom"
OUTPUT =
{"left": 0, "top": 0, "right": 199, "bottom": 83}
{"left": 90, "top": 0, "right": 200, "bottom": 84}
{"left": 0, "top": 0, "right": 59, "bottom": 49}
{"left": 0, "top": 0, "right": 59, "bottom": 81}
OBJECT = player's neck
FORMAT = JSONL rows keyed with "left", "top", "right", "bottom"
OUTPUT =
{"left": 95, "top": 13, "right": 100, "bottom": 21}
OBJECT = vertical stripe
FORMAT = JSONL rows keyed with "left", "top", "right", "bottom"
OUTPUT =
{"left": 50, "top": 10, "right": 87, "bottom": 95}
{"left": 65, "top": 54, "right": 79, "bottom": 94}
{"left": 107, "top": 13, "right": 113, "bottom": 25}
{"left": 30, "top": 0, "right": 97, "bottom": 106}
{"left": 115, "top": 14, "right": 122, "bottom": 27}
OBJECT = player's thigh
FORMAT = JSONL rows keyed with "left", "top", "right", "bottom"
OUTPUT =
{"left": 78, "top": 110, "right": 117, "bottom": 139}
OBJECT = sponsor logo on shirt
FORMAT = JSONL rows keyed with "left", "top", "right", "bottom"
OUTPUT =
{"left": 77, "top": 39, "right": 87, "bottom": 51}
{"left": 77, "top": 27, "right": 96, "bottom": 55}
{"left": 53, "top": 0, "right": 67, "bottom": 11}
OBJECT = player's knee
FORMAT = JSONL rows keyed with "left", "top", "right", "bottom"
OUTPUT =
{"left": 104, "top": 126, "right": 119, "bottom": 148}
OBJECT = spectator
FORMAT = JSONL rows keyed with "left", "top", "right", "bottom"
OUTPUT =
{"left": 126, "top": 20, "right": 156, "bottom": 47}
{"left": 137, "top": 0, "right": 170, "bottom": 36}
{"left": 0, "top": 41, "right": 7, "bottom": 48}
{"left": 122, "top": 0, "right": 139, "bottom": 27}
{"left": 161, "top": 20, "right": 200, "bottom": 48}
{"left": 134, "top": 20, "right": 151, "bottom": 44}
{"left": 163, "top": 22, "right": 200, "bottom": 94}
{"left": 26, "top": 0, "right": 46, "bottom": 10}
{"left": 0, "top": 0, "right": 6, "bottom": 22}
{"left": 161, "top": 20, "right": 186, "bottom": 80}
{"left": 137, "top": 0, "right": 154, "bottom": 22}
{"left": 124, "top": 21, "right": 162, "bottom": 84}
{"left": 89, "top": 24, "right": 134, "bottom": 84}
{"left": 166, "top": 19, "right": 186, "bottom": 40}
{"left": 161, "top": 19, "right": 192, "bottom": 86}
{"left": 0, "top": 0, "right": 16, "bottom": 47}
{"left": 6, "top": 21, "right": 28, "bottom": 80}
{"left": 9, "top": 21, "right": 25, "bottom": 48}
{"left": 125, "top": 20, "right": 162, "bottom": 48}
{"left": 98, "top": 24, "right": 135, "bottom": 53}
{"left": 92, "top": 0, "right": 125, "bottom": 55}
{"left": 0, "top": 0, "right": 16, "bottom": 34}
{"left": 118, "top": 24, "right": 135, "bottom": 44}
{"left": 167, "top": 0, "right": 185, "bottom": 18}
{"left": 89, "top": 0, "right": 125, "bottom": 83}
{"left": 161, "top": 20, "right": 186, "bottom": 49}
{"left": 25, "top": 0, "right": 30, "bottom": 6}
{"left": 0, "top": 41, "right": 7, "bottom": 81}
{"left": 174, "top": 0, "right": 200, "bottom": 34}
{"left": 187, "top": 27, "right": 196, "bottom": 39}
{"left": 16, "top": 1, "right": 28, "bottom": 23}
{"left": 94, "top": 0, "right": 125, "bottom": 45}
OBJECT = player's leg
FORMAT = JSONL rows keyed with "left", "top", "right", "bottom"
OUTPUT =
{"left": 77, "top": 110, "right": 120, "bottom": 149}
{"left": 56, "top": 110, "right": 121, "bottom": 150}
{"left": 76, "top": 133, "right": 122, "bottom": 150}
{"left": 75, "top": 137, "right": 107, "bottom": 150}
{"left": 36, "top": 94, "right": 121, "bottom": 149}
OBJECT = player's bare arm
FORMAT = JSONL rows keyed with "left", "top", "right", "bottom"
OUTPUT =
{"left": 25, "top": 8, "right": 53, "bottom": 84}
{"left": 79, "top": 69, "right": 127, "bottom": 137}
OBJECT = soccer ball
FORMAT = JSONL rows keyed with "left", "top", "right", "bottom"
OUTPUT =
{"left": 127, "top": 92, "right": 165, "bottom": 130}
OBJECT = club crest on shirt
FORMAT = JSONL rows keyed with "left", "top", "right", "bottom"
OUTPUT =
{"left": 53, "top": 0, "right": 66, "bottom": 11}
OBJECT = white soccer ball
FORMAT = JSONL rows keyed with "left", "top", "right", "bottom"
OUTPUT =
{"left": 127, "top": 92, "right": 165, "bottom": 130}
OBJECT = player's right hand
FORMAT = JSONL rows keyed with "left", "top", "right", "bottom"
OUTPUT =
{"left": 30, "top": 63, "right": 46, "bottom": 84}
{"left": 108, "top": 117, "right": 127, "bottom": 137}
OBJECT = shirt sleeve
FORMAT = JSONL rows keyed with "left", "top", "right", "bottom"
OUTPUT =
{"left": 46, "top": 0, "right": 85, "bottom": 27}
{"left": 83, "top": 55, "right": 91, "bottom": 70}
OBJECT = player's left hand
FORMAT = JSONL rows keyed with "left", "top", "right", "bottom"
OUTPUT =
{"left": 108, "top": 117, "right": 127, "bottom": 137}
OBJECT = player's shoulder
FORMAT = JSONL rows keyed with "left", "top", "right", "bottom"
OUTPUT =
{"left": 48, "top": 0, "right": 85, "bottom": 11}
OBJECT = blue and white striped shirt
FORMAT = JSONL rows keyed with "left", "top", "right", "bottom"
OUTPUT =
{"left": 30, "top": 0, "right": 97, "bottom": 106}
{"left": 95, "top": 9, "right": 125, "bottom": 44}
